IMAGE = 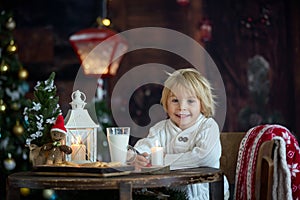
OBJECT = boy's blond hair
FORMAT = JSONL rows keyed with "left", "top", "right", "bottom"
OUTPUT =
{"left": 160, "top": 68, "right": 216, "bottom": 117}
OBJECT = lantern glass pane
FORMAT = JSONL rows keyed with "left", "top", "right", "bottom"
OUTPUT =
{"left": 66, "top": 128, "right": 97, "bottom": 163}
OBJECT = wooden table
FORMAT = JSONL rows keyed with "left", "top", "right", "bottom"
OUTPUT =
{"left": 6, "top": 167, "right": 224, "bottom": 200}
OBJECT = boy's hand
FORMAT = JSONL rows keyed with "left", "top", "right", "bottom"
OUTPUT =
{"left": 132, "top": 152, "right": 150, "bottom": 170}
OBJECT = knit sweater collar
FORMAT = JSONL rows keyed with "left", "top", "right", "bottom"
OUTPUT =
{"left": 167, "top": 113, "right": 206, "bottom": 134}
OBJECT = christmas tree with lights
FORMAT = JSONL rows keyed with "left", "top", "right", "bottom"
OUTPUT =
{"left": 0, "top": 10, "right": 30, "bottom": 197}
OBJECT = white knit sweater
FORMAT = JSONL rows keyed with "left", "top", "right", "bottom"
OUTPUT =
{"left": 134, "top": 114, "right": 229, "bottom": 200}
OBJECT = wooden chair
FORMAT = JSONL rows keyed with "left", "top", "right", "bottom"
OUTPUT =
{"left": 255, "top": 140, "right": 275, "bottom": 200}
{"left": 220, "top": 132, "right": 275, "bottom": 200}
{"left": 220, "top": 132, "right": 245, "bottom": 199}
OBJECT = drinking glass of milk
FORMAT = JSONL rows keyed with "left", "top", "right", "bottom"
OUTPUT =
{"left": 106, "top": 127, "right": 130, "bottom": 164}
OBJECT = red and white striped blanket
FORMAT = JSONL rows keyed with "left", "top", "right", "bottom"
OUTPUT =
{"left": 234, "top": 124, "right": 300, "bottom": 200}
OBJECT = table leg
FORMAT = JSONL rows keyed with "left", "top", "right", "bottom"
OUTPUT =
{"left": 6, "top": 182, "right": 20, "bottom": 200}
{"left": 209, "top": 176, "right": 224, "bottom": 200}
{"left": 119, "top": 182, "right": 132, "bottom": 200}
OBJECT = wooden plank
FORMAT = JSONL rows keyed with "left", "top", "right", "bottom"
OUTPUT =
{"left": 119, "top": 182, "right": 132, "bottom": 200}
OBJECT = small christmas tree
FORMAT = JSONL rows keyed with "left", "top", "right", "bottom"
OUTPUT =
{"left": 23, "top": 72, "right": 62, "bottom": 147}
{"left": 0, "top": 10, "right": 30, "bottom": 198}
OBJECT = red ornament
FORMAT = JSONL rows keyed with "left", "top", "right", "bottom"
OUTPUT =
{"left": 177, "top": 0, "right": 190, "bottom": 6}
{"left": 198, "top": 19, "right": 212, "bottom": 42}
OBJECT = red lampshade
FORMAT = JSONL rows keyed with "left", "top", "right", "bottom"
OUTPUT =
{"left": 69, "top": 27, "right": 128, "bottom": 77}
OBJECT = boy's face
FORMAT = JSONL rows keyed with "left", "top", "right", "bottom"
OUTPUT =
{"left": 166, "top": 86, "right": 201, "bottom": 130}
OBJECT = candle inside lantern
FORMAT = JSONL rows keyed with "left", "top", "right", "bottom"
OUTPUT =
{"left": 71, "top": 136, "right": 86, "bottom": 161}
{"left": 151, "top": 141, "right": 164, "bottom": 166}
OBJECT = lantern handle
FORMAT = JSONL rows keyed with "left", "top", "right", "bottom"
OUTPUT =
{"left": 72, "top": 90, "right": 86, "bottom": 102}
{"left": 70, "top": 90, "right": 87, "bottom": 109}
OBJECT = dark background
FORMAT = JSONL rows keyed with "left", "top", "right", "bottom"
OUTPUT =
{"left": 1, "top": 0, "right": 299, "bottom": 137}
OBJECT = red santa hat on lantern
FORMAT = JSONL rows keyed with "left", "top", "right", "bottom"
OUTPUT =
{"left": 51, "top": 115, "right": 67, "bottom": 134}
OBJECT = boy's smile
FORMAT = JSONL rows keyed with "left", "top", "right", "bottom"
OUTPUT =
{"left": 166, "top": 86, "right": 201, "bottom": 130}
{"left": 174, "top": 113, "right": 191, "bottom": 118}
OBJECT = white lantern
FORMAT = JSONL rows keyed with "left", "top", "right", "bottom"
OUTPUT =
{"left": 65, "top": 90, "right": 99, "bottom": 163}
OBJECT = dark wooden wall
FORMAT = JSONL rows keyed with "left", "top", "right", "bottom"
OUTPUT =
{"left": 2, "top": 0, "right": 300, "bottom": 137}
{"left": 109, "top": 0, "right": 300, "bottom": 137}
{"left": 203, "top": 0, "right": 296, "bottom": 132}
{"left": 288, "top": 0, "right": 300, "bottom": 139}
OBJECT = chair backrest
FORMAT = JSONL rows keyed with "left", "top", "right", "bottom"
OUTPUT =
{"left": 255, "top": 140, "right": 275, "bottom": 200}
{"left": 220, "top": 132, "right": 275, "bottom": 200}
{"left": 220, "top": 132, "right": 245, "bottom": 184}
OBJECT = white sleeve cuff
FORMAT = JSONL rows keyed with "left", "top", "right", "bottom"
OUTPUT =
{"left": 164, "top": 153, "right": 183, "bottom": 168}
